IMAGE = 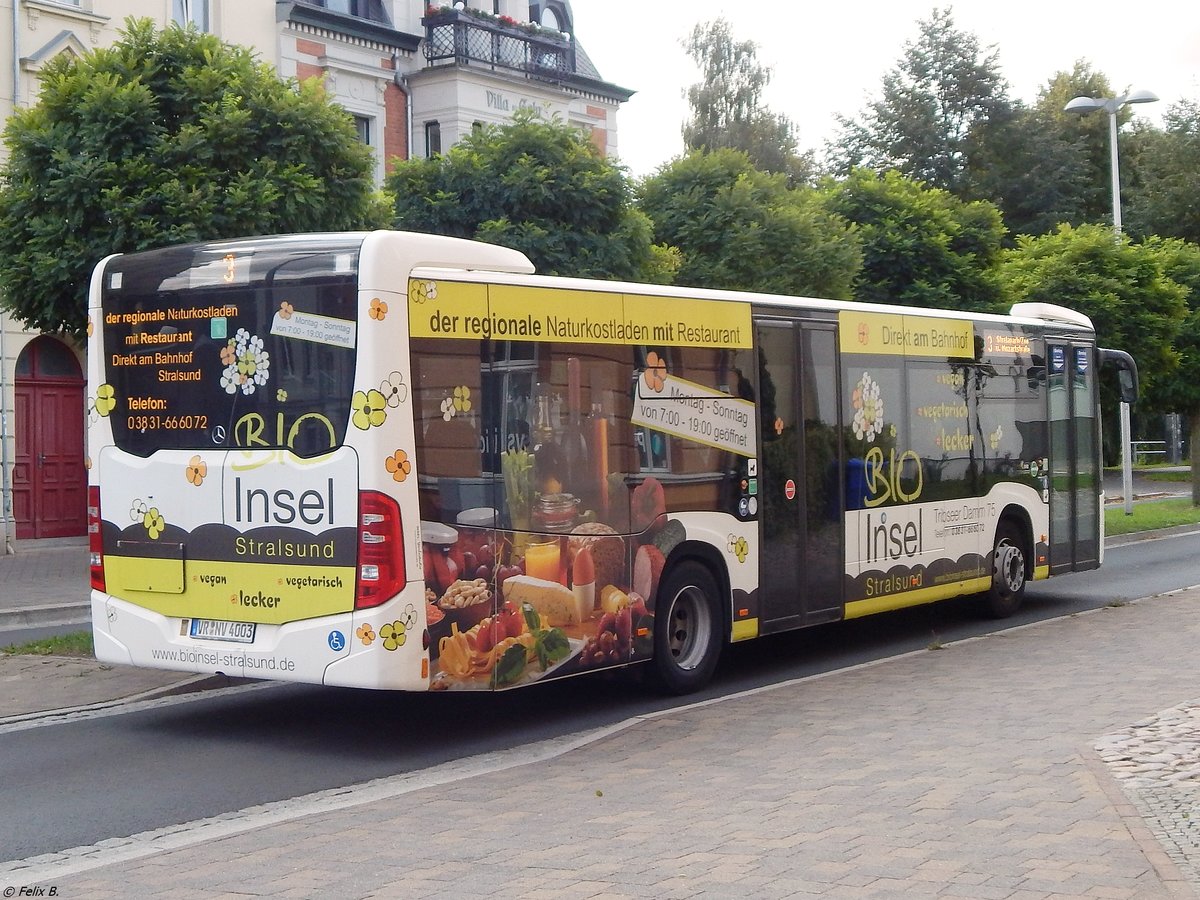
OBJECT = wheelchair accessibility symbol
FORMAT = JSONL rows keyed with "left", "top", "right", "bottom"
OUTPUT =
{"left": 327, "top": 630, "right": 346, "bottom": 652}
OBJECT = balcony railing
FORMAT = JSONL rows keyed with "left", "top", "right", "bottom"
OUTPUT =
{"left": 423, "top": 8, "right": 575, "bottom": 80}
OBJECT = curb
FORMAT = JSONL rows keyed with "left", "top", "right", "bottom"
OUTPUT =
{"left": 0, "top": 670, "right": 250, "bottom": 730}
{"left": 1106, "top": 523, "right": 1200, "bottom": 549}
{"left": 0, "top": 602, "right": 89, "bottom": 633}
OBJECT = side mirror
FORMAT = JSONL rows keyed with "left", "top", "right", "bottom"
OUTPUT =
{"left": 1098, "top": 348, "right": 1139, "bottom": 405}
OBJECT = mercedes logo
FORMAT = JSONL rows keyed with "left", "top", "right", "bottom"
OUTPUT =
{"left": 212, "top": 425, "right": 227, "bottom": 444}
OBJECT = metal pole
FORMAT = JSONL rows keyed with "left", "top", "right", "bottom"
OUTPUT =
{"left": 1108, "top": 106, "right": 1122, "bottom": 235}
{"left": 1121, "top": 400, "right": 1133, "bottom": 516}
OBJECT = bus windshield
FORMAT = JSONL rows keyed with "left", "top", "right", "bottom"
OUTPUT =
{"left": 99, "top": 237, "right": 361, "bottom": 457}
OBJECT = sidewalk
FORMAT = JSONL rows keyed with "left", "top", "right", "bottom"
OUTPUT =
{"left": 0, "top": 537, "right": 90, "bottom": 631}
{"left": 0, "top": 537, "right": 206, "bottom": 709}
{"left": 4, "top": 586, "right": 1200, "bottom": 897}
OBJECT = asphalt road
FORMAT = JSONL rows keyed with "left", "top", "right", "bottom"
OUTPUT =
{"left": 1, "top": 530, "right": 1197, "bottom": 863}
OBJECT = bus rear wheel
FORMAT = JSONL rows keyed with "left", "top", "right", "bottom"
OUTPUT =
{"left": 984, "top": 520, "right": 1027, "bottom": 618}
{"left": 650, "top": 561, "right": 723, "bottom": 695}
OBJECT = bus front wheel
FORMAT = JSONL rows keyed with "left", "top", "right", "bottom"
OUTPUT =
{"left": 984, "top": 520, "right": 1027, "bottom": 618}
{"left": 650, "top": 561, "right": 723, "bottom": 694}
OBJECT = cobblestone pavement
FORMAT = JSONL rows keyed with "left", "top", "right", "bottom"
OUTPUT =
{"left": 1099, "top": 702, "right": 1200, "bottom": 887}
{"left": 3, "top": 590, "right": 1200, "bottom": 898}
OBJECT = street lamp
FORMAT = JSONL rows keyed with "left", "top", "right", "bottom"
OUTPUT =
{"left": 1064, "top": 89, "right": 1159, "bottom": 234}
{"left": 1064, "top": 89, "right": 1158, "bottom": 515}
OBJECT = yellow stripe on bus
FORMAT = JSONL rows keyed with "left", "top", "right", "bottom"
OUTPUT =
{"left": 844, "top": 576, "right": 993, "bottom": 619}
{"left": 411, "top": 279, "right": 753, "bottom": 348}
{"left": 731, "top": 618, "right": 759, "bottom": 642}
{"left": 839, "top": 310, "right": 974, "bottom": 359}
{"left": 103, "top": 556, "right": 357, "bottom": 625}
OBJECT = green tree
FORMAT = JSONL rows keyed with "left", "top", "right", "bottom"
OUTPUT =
{"left": 1032, "top": 63, "right": 1123, "bottom": 226}
{"left": 821, "top": 169, "right": 1007, "bottom": 312}
{"left": 1127, "top": 100, "right": 1200, "bottom": 244}
{"left": 998, "top": 224, "right": 1188, "bottom": 461}
{"left": 638, "top": 150, "right": 861, "bottom": 299}
{"left": 826, "top": 8, "right": 1010, "bottom": 193}
{"left": 963, "top": 101, "right": 1090, "bottom": 239}
{"left": 681, "top": 19, "right": 813, "bottom": 183}
{"left": 387, "top": 108, "right": 672, "bottom": 283}
{"left": 0, "top": 19, "right": 382, "bottom": 340}
{"left": 1137, "top": 237, "right": 1200, "bottom": 500}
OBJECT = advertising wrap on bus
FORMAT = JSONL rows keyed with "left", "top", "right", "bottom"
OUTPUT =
{"left": 86, "top": 231, "right": 1119, "bottom": 696}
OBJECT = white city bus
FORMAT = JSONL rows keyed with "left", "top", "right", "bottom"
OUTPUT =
{"left": 87, "top": 231, "right": 1136, "bottom": 693}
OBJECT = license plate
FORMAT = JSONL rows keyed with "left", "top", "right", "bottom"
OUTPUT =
{"left": 188, "top": 618, "right": 256, "bottom": 643}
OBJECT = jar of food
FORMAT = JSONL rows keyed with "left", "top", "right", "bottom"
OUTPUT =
{"left": 532, "top": 492, "right": 580, "bottom": 532}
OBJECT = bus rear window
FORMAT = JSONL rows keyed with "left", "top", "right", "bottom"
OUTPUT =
{"left": 100, "top": 238, "right": 360, "bottom": 457}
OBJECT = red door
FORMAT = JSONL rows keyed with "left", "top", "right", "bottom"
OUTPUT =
{"left": 13, "top": 337, "right": 86, "bottom": 539}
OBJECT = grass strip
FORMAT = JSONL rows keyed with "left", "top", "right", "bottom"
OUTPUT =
{"left": 2, "top": 630, "right": 94, "bottom": 657}
{"left": 1106, "top": 497, "right": 1200, "bottom": 536}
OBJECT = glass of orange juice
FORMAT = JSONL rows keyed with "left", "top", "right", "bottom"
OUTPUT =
{"left": 524, "top": 539, "right": 560, "bottom": 582}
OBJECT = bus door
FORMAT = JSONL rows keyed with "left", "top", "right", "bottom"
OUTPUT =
{"left": 755, "top": 319, "right": 844, "bottom": 631}
{"left": 1047, "top": 339, "right": 1100, "bottom": 573}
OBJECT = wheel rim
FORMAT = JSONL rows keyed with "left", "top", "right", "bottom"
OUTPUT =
{"left": 994, "top": 541, "right": 1025, "bottom": 595}
{"left": 664, "top": 584, "right": 713, "bottom": 671}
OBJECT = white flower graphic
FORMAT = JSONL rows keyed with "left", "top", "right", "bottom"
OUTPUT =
{"left": 219, "top": 329, "right": 270, "bottom": 397}
{"left": 852, "top": 371, "right": 884, "bottom": 442}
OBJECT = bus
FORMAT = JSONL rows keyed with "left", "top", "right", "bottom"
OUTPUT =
{"left": 87, "top": 230, "right": 1137, "bottom": 694}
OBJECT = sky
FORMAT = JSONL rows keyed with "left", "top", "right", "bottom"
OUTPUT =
{"left": 566, "top": 1, "right": 1200, "bottom": 178}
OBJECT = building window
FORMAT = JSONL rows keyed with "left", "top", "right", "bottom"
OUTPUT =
{"left": 530, "top": 2, "right": 570, "bottom": 34}
{"left": 309, "top": 0, "right": 390, "bottom": 23}
{"left": 425, "top": 121, "right": 441, "bottom": 157}
{"left": 171, "top": 0, "right": 209, "bottom": 30}
{"left": 354, "top": 115, "right": 372, "bottom": 145}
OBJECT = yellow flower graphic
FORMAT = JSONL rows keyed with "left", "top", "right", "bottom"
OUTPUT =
{"left": 369, "top": 298, "right": 388, "bottom": 321}
{"left": 277, "top": 389, "right": 288, "bottom": 402}
{"left": 732, "top": 536, "right": 749, "bottom": 563}
{"left": 186, "top": 455, "right": 207, "bottom": 486}
{"left": 380, "top": 620, "right": 407, "bottom": 651}
{"left": 351, "top": 389, "right": 388, "bottom": 430}
{"left": 386, "top": 449, "right": 412, "bottom": 483}
{"left": 642, "top": 351, "right": 667, "bottom": 393}
{"left": 356, "top": 624, "right": 376, "bottom": 646}
{"left": 143, "top": 507, "right": 165, "bottom": 540}
{"left": 453, "top": 385, "right": 472, "bottom": 413}
{"left": 279, "top": 301, "right": 294, "bottom": 319}
{"left": 237, "top": 349, "right": 258, "bottom": 380}
{"left": 409, "top": 280, "right": 437, "bottom": 304}
{"left": 95, "top": 384, "right": 117, "bottom": 417}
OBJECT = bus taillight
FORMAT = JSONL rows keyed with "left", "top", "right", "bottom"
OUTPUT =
{"left": 88, "top": 486, "right": 105, "bottom": 592}
{"left": 356, "top": 491, "right": 406, "bottom": 609}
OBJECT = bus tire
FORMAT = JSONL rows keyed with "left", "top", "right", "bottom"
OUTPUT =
{"left": 650, "top": 560, "right": 723, "bottom": 695}
{"left": 984, "top": 519, "right": 1027, "bottom": 618}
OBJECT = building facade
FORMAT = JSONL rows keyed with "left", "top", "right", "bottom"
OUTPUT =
{"left": 0, "top": 0, "right": 631, "bottom": 551}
